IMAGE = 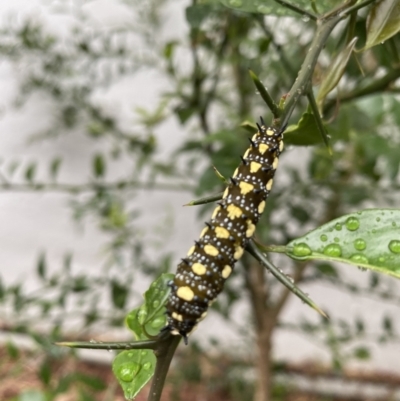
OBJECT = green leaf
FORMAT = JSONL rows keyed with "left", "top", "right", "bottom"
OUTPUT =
{"left": 316, "top": 37, "right": 358, "bottom": 111}
{"left": 37, "top": 252, "right": 46, "bottom": 279}
{"left": 284, "top": 112, "right": 323, "bottom": 146}
{"left": 125, "top": 274, "right": 174, "bottom": 339}
{"left": 38, "top": 359, "right": 52, "bottom": 385}
{"left": 6, "top": 341, "right": 20, "bottom": 359}
{"left": 353, "top": 346, "right": 370, "bottom": 360}
{"left": 25, "top": 162, "right": 37, "bottom": 183}
{"left": 112, "top": 349, "right": 156, "bottom": 400}
{"left": 111, "top": 280, "right": 129, "bottom": 309}
{"left": 49, "top": 157, "right": 62, "bottom": 180}
{"left": 286, "top": 209, "right": 400, "bottom": 279}
{"left": 218, "top": 0, "right": 341, "bottom": 17}
{"left": 186, "top": 4, "right": 214, "bottom": 28}
{"left": 93, "top": 154, "right": 106, "bottom": 178}
{"left": 18, "top": 390, "right": 46, "bottom": 401}
{"left": 364, "top": 0, "right": 400, "bottom": 50}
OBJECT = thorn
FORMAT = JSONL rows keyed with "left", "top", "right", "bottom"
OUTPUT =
{"left": 261, "top": 166, "right": 272, "bottom": 172}
{"left": 230, "top": 177, "right": 238, "bottom": 185}
{"left": 217, "top": 201, "right": 225, "bottom": 207}
{"left": 248, "top": 138, "right": 256, "bottom": 147}
{"left": 167, "top": 280, "right": 174, "bottom": 287}
{"left": 256, "top": 122, "right": 262, "bottom": 132}
{"left": 253, "top": 189, "right": 263, "bottom": 194}
{"left": 260, "top": 116, "right": 265, "bottom": 126}
{"left": 240, "top": 155, "right": 248, "bottom": 165}
{"left": 181, "top": 258, "right": 190, "bottom": 265}
{"left": 205, "top": 222, "right": 212, "bottom": 228}
{"left": 194, "top": 240, "right": 201, "bottom": 247}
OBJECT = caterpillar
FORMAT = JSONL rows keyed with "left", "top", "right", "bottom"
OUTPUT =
{"left": 164, "top": 119, "right": 284, "bottom": 344}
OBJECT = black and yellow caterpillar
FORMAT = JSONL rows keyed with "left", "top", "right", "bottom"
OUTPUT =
{"left": 164, "top": 119, "right": 284, "bottom": 343}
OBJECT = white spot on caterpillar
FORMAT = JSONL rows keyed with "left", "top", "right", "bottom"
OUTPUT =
{"left": 227, "top": 204, "right": 242, "bottom": 219}
{"left": 259, "top": 143, "right": 269, "bottom": 154}
{"left": 215, "top": 226, "right": 230, "bottom": 238}
{"left": 246, "top": 220, "right": 256, "bottom": 237}
{"left": 272, "top": 158, "right": 279, "bottom": 169}
{"left": 177, "top": 286, "right": 194, "bottom": 301}
{"left": 266, "top": 179, "right": 273, "bottom": 191}
{"left": 204, "top": 244, "right": 219, "bottom": 256}
{"left": 172, "top": 312, "right": 183, "bottom": 321}
{"left": 222, "top": 265, "right": 232, "bottom": 279}
{"left": 200, "top": 227, "right": 208, "bottom": 238}
{"left": 258, "top": 201, "right": 266, "bottom": 214}
{"left": 250, "top": 162, "right": 261, "bottom": 173}
{"left": 279, "top": 140, "right": 284, "bottom": 152}
{"left": 239, "top": 181, "right": 254, "bottom": 195}
{"left": 187, "top": 246, "right": 195, "bottom": 256}
{"left": 234, "top": 246, "right": 244, "bottom": 260}
{"left": 267, "top": 129, "right": 275, "bottom": 136}
{"left": 170, "top": 329, "right": 180, "bottom": 335}
{"left": 192, "top": 263, "right": 207, "bottom": 275}
{"left": 212, "top": 206, "right": 221, "bottom": 219}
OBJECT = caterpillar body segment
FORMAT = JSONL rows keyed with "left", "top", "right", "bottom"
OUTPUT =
{"left": 164, "top": 122, "right": 284, "bottom": 343}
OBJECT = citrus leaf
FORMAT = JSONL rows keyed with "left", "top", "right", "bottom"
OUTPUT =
{"left": 112, "top": 349, "right": 156, "bottom": 400}
{"left": 364, "top": 0, "right": 400, "bottom": 51}
{"left": 218, "top": 0, "right": 341, "bottom": 17}
{"left": 284, "top": 112, "right": 323, "bottom": 146}
{"left": 125, "top": 274, "right": 173, "bottom": 339}
{"left": 286, "top": 209, "right": 400, "bottom": 279}
{"left": 316, "top": 37, "right": 358, "bottom": 111}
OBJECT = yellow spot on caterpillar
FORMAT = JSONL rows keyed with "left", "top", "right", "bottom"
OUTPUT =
{"left": 234, "top": 246, "right": 244, "bottom": 260}
{"left": 246, "top": 220, "right": 256, "bottom": 237}
{"left": 172, "top": 312, "right": 183, "bottom": 322}
{"left": 272, "top": 158, "right": 279, "bottom": 169}
{"left": 250, "top": 161, "right": 261, "bottom": 173}
{"left": 233, "top": 168, "right": 239, "bottom": 177}
{"left": 170, "top": 329, "right": 180, "bottom": 335}
{"left": 267, "top": 129, "right": 275, "bottom": 136}
{"left": 200, "top": 227, "right": 208, "bottom": 238}
{"left": 259, "top": 143, "right": 269, "bottom": 154}
{"left": 252, "top": 133, "right": 258, "bottom": 141}
{"left": 212, "top": 206, "right": 221, "bottom": 219}
{"left": 222, "top": 265, "right": 232, "bottom": 279}
{"left": 258, "top": 201, "right": 266, "bottom": 214}
{"left": 239, "top": 181, "right": 254, "bottom": 195}
{"left": 243, "top": 149, "right": 251, "bottom": 158}
{"left": 177, "top": 286, "right": 194, "bottom": 301}
{"left": 279, "top": 140, "right": 284, "bottom": 152}
{"left": 222, "top": 188, "right": 229, "bottom": 198}
{"left": 266, "top": 179, "right": 273, "bottom": 191}
{"left": 187, "top": 246, "right": 195, "bottom": 256}
{"left": 204, "top": 244, "right": 219, "bottom": 256}
{"left": 200, "top": 311, "right": 208, "bottom": 320}
{"left": 192, "top": 262, "right": 207, "bottom": 275}
{"left": 227, "top": 204, "right": 242, "bottom": 219}
{"left": 215, "top": 226, "right": 230, "bottom": 238}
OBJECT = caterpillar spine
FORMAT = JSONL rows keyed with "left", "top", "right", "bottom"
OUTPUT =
{"left": 164, "top": 120, "right": 284, "bottom": 343}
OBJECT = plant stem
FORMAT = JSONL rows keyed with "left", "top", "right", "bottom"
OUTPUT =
{"left": 147, "top": 334, "right": 181, "bottom": 401}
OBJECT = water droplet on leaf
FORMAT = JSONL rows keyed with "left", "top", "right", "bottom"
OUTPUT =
{"left": 117, "top": 363, "right": 139, "bottom": 382}
{"left": 388, "top": 240, "right": 400, "bottom": 254}
{"left": 320, "top": 234, "right": 328, "bottom": 242}
{"left": 143, "top": 362, "right": 152, "bottom": 370}
{"left": 323, "top": 244, "right": 342, "bottom": 257}
{"left": 335, "top": 223, "right": 342, "bottom": 231}
{"left": 345, "top": 217, "right": 360, "bottom": 231}
{"left": 350, "top": 253, "right": 369, "bottom": 264}
{"left": 353, "top": 238, "right": 366, "bottom": 251}
{"left": 292, "top": 243, "right": 312, "bottom": 257}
